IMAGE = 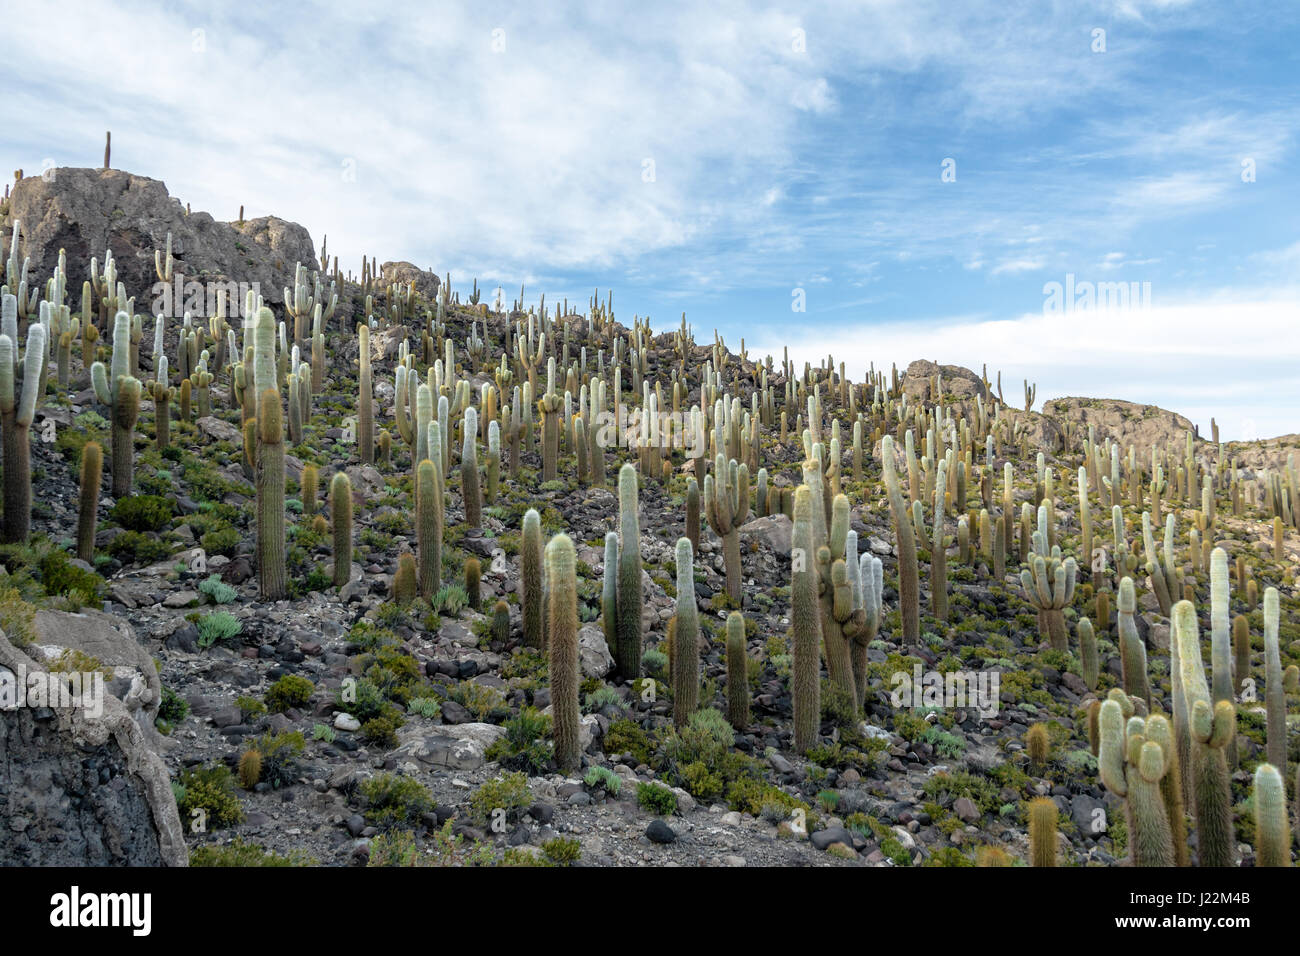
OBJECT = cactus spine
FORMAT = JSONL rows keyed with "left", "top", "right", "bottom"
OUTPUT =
{"left": 546, "top": 533, "right": 581, "bottom": 772}
{"left": 1027, "top": 796, "right": 1057, "bottom": 866}
{"left": 671, "top": 537, "right": 699, "bottom": 727}
{"left": 77, "top": 441, "right": 102, "bottom": 562}
{"left": 330, "top": 471, "right": 352, "bottom": 588}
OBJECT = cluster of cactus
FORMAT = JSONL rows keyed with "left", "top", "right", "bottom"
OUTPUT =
{"left": 601, "top": 465, "right": 643, "bottom": 681}
{"left": 1097, "top": 690, "right": 1184, "bottom": 866}
{"left": 704, "top": 454, "right": 749, "bottom": 606}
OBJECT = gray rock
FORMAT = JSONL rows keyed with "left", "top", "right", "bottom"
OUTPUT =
{"left": 578, "top": 624, "right": 614, "bottom": 679}
{"left": 646, "top": 819, "right": 677, "bottom": 844}
{"left": 739, "top": 515, "right": 792, "bottom": 557}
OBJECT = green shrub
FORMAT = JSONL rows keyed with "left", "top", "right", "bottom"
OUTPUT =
{"left": 604, "top": 718, "right": 653, "bottom": 765}
{"left": 109, "top": 495, "right": 173, "bottom": 532}
{"left": 156, "top": 685, "right": 190, "bottom": 730}
{"left": 468, "top": 772, "right": 533, "bottom": 825}
{"left": 200, "top": 527, "right": 240, "bottom": 557}
{"left": 107, "top": 531, "right": 172, "bottom": 564}
{"left": 198, "top": 574, "right": 237, "bottom": 604}
{"left": 583, "top": 766, "right": 622, "bottom": 794}
{"left": 636, "top": 781, "right": 677, "bottom": 815}
{"left": 0, "top": 588, "right": 37, "bottom": 647}
{"left": 265, "top": 674, "right": 315, "bottom": 713}
{"left": 408, "top": 696, "right": 442, "bottom": 719}
{"left": 245, "top": 730, "right": 305, "bottom": 788}
{"left": 236, "top": 695, "right": 266, "bottom": 722}
{"left": 176, "top": 765, "right": 244, "bottom": 829}
{"left": 361, "top": 714, "right": 401, "bottom": 749}
{"left": 190, "top": 839, "right": 311, "bottom": 866}
{"left": 38, "top": 550, "right": 103, "bottom": 602}
{"left": 359, "top": 772, "right": 434, "bottom": 829}
{"left": 541, "top": 836, "right": 581, "bottom": 865}
{"left": 197, "top": 610, "right": 241, "bottom": 648}
{"left": 485, "top": 706, "right": 552, "bottom": 772}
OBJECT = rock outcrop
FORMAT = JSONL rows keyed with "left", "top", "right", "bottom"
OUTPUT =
{"left": 1041, "top": 396, "right": 1199, "bottom": 452}
{"left": 2, "top": 168, "right": 314, "bottom": 310}
{"left": 0, "top": 628, "right": 187, "bottom": 866}
{"left": 379, "top": 261, "right": 440, "bottom": 299}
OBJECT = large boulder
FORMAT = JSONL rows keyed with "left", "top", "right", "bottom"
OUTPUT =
{"left": 1041, "top": 397, "right": 1200, "bottom": 453}
{"left": 30, "top": 609, "right": 163, "bottom": 746}
{"left": 2, "top": 167, "right": 314, "bottom": 309}
{"left": 901, "top": 360, "right": 989, "bottom": 403}
{"left": 379, "top": 261, "right": 440, "bottom": 300}
{"left": 0, "top": 628, "right": 187, "bottom": 866}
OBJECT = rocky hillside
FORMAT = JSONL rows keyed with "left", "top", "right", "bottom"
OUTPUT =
{"left": 0, "top": 167, "right": 1297, "bottom": 870}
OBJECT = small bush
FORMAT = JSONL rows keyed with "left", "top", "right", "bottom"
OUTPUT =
{"left": 468, "top": 772, "right": 533, "bottom": 825}
{"left": 360, "top": 772, "right": 434, "bottom": 829}
{"left": 106, "top": 531, "right": 172, "bottom": 565}
{"left": 198, "top": 574, "right": 237, "bottom": 604}
{"left": 637, "top": 781, "right": 677, "bottom": 815}
{"left": 485, "top": 706, "right": 552, "bottom": 773}
{"left": 197, "top": 610, "right": 241, "bottom": 648}
{"left": 265, "top": 674, "right": 315, "bottom": 713}
{"left": 110, "top": 495, "right": 173, "bottom": 532}
{"left": 584, "top": 766, "right": 621, "bottom": 794}
{"left": 177, "top": 765, "right": 244, "bottom": 829}
{"left": 157, "top": 685, "right": 190, "bottom": 729}
{"left": 541, "top": 837, "right": 581, "bottom": 865}
{"left": 190, "top": 839, "right": 311, "bottom": 867}
{"left": 0, "top": 588, "right": 37, "bottom": 647}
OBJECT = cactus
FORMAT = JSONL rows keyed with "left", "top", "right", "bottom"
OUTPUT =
{"left": 357, "top": 323, "right": 374, "bottom": 463}
{"left": 704, "top": 454, "right": 750, "bottom": 606}
{"left": 685, "top": 476, "right": 700, "bottom": 552}
{"left": 1252, "top": 763, "right": 1290, "bottom": 867}
{"left": 301, "top": 462, "right": 319, "bottom": 517}
{"left": 256, "top": 390, "right": 286, "bottom": 600}
{"left": 671, "top": 537, "right": 700, "bottom": 727}
{"left": 1117, "top": 578, "right": 1151, "bottom": 705}
{"left": 0, "top": 322, "right": 47, "bottom": 543}
{"left": 416, "top": 460, "right": 442, "bottom": 599}
{"left": 538, "top": 359, "right": 562, "bottom": 482}
{"left": 815, "top": 493, "right": 870, "bottom": 709}
{"left": 76, "top": 441, "right": 102, "bottom": 562}
{"left": 546, "top": 533, "right": 581, "bottom": 772}
{"left": 392, "top": 552, "right": 417, "bottom": 604}
{"left": 465, "top": 556, "right": 481, "bottom": 610}
{"left": 1263, "top": 587, "right": 1285, "bottom": 773}
{"left": 1026, "top": 722, "right": 1049, "bottom": 766}
{"left": 330, "top": 471, "right": 352, "bottom": 588}
{"left": 1027, "top": 796, "right": 1057, "bottom": 866}
{"left": 461, "top": 405, "right": 481, "bottom": 530}
{"left": 1097, "top": 694, "right": 1177, "bottom": 866}
{"left": 1171, "top": 600, "right": 1236, "bottom": 866}
{"left": 486, "top": 419, "right": 500, "bottom": 504}
{"left": 492, "top": 599, "right": 511, "bottom": 644}
{"left": 881, "top": 435, "right": 919, "bottom": 645}
{"left": 612, "top": 464, "right": 643, "bottom": 681}
{"left": 1019, "top": 543, "right": 1077, "bottom": 653}
{"left": 725, "top": 610, "right": 749, "bottom": 730}
{"left": 791, "top": 485, "right": 821, "bottom": 752}
{"left": 521, "top": 508, "right": 544, "bottom": 649}
{"left": 1079, "top": 617, "right": 1098, "bottom": 691}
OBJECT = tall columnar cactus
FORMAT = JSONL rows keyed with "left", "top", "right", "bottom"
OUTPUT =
{"left": 791, "top": 485, "right": 822, "bottom": 752}
{"left": 330, "top": 471, "right": 353, "bottom": 588}
{"left": 301, "top": 462, "right": 319, "bottom": 517}
{"left": 1019, "top": 544, "right": 1077, "bottom": 652}
{"left": 486, "top": 419, "right": 500, "bottom": 504}
{"left": 521, "top": 508, "right": 544, "bottom": 649}
{"left": 685, "top": 476, "right": 700, "bottom": 552}
{"left": 601, "top": 531, "right": 619, "bottom": 661}
{"left": 1252, "top": 763, "right": 1290, "bottom": 867}
{"left": 392, "top": 552, "right": 417, "bottom": 603}
{"left": 881, "top": 435, "right": 919, "bottom": 645}
{"left": 1098, "top": 694, "right": 1176, "bottom": 866}
{"left": 538, "top": 358, "right": 562, "bottom": 482}
{"left": 815, "top": 493, "right": 869, "bottom": 708}
{"left": 1172, "top": 600, "right": 1236, "bottom": 867}
{"left": 77, "top": 441, "right": 102, "bottom": 563}
{"left": 357, "top": 324, "right": 374, "bottom": 463}
{"left": 612, "top": 464, "right": 643, "bottom": 681}
{"left": 0, "top": 322, "right": 47, "bottom": 543}
{"left": 1116, "top": 577, "right": 1151, "bottom": 705}
{"left": 1027, "top": 796, "right": 1057, "bottom": 866}
{"left": 704, "top": 454, "right": 750, "bottom": 606}
{"left": 725, "top": 610, "right": 749, "bottom": 730}
{"left": 461, "top": 406, "right": 482, "bottom": 530}
{"left": 546, "top": 533, "right": 581, "bottom": 772}
{"left": 256, "top": 390, "right": 286, "bottom": 600}
{"left": 671, "top": 537, "right": 700, "bottom": 727}
{"left": 416, "top": 460, "right": 442, "bottom": 599}
{"left": 1263, "top": 587, "right": 1285, "bottom": 774}
{"left": 1079, "top": 618, "right": 1098, "bottom": 691}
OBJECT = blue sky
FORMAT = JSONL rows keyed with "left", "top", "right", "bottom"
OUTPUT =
{"left": 4, "top": 0, "right": 1298, "bottom": 438}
